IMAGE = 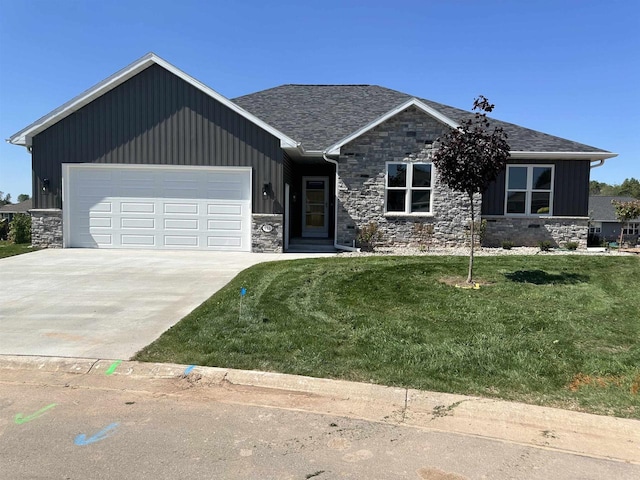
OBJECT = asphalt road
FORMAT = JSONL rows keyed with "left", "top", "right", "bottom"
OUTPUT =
{"left": 1, "top": 365, "right": 638, "bottom": 479}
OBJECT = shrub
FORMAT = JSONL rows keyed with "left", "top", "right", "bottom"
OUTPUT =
{"left": 538, "top": 240, "right": 553, "bottom": 252}
{"left": 412, "top": 222, "right": 434, "bottom": 251}
{"left": 9, "top": 213, "right": 31, "bottom": 244}
{"left": 0, "top": 218, "right": 8, "bottom": 241}
{"left": 565, "top": 241, "right": 579, "bottom": 251}
{"left": 356, "top": 222, "right": 382, "bottom": 251}
{"left": 501, "top": 240, "right": 514, "bottom": 250}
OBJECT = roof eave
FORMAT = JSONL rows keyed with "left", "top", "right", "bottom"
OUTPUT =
{"left": 8, "top": 53, "right": 298, "bottom": 150}
{"left": 509, "top": 151, "right": 618, "bottom": 161}
{"left": 325, "top": 98, "right": 459, "bottom": 156}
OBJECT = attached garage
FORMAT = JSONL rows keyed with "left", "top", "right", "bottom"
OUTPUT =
{"left": 63, "top": 164, "right": 252, "bottom": 251}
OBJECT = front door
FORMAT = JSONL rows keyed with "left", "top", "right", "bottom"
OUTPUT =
{"left": 302, "top": 176, "right": 329, "bottom": 238}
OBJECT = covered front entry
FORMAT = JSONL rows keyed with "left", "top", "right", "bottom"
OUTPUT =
{"left": 285, "top": 160, "right": 335, "bottom": 251}
{"left": 63, "top": 164, "right": 252, "bottom": 251}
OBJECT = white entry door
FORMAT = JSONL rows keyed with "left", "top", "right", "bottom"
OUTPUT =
{"left": 63, "top": 164, "right": 252, "bottom": 251}
{"left": 302, "top": 176, "right": 329, "bottom": 238}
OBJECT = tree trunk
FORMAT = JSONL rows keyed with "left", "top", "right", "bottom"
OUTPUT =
{"left": 467, "top": 193, "right": 475, "bottom": 284}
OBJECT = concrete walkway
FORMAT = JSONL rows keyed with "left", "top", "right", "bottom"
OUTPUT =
{"left": 1, "top": 355, "right": 638, "bottom": 472}
{"left": 0, "top": 249, "right": 332, "bottom": 359}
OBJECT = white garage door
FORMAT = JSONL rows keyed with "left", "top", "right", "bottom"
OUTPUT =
{"left": 63, "top": 165, "right": 252, "bottom": 251}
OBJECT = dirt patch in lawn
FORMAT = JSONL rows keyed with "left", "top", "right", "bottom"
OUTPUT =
{"left": 438, "top": 276, "right": 494, "bottom": 288}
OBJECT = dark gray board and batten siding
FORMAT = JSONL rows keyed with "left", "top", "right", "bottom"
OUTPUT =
{"left": 481, "top": 160, "right": 591, "bottom": 216}
{"left": 31, "top": 64, "right": 284, "bottom": 214}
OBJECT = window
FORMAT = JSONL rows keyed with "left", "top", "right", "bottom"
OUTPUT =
{"left": 623, "top": 222, "right": 639, "bottom": 235}
{"left": 505, "top": 165, "right": 553, "bottom": 215}
{"left": 588, "top": 222, "right": 602, "bottom": 234}
{"left": 385, "top": 162, "right": 433, "bottom": 214}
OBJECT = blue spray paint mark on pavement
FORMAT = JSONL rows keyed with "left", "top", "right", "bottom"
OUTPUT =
{"left": 74, "top": 422, "right": 120, "bottom": 446}
{"left": 183, "top": 365, "right": 195, "bottom": 375}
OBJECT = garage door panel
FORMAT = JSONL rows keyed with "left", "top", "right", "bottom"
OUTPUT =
{"left": 90, "top": 217, "right": 112, "bottom": 228}
{"left": 164, "top": 235, "right": 199, "bottom": 247}
{"left": 121, "top": 218, "right": 155, "bottom": 229}
{"left": 164, "top": 203, "right": 199, "bottom": 214}
{"left": 80, "top": 233, "right": 112, "bottom": 246}
{"left": 207, "top": 220, "right": 242, "bottom": 231}
{"left": 120, "top": 202, "right": 155, "bottom": 213}
{"left": 208, "top": 236, "right": 242, "bottom": 247}
{"left": 208, "top": 204, "right": 243, "bottom": 215}
{"left": 121, "top": 234, "right": 156, "bottom": 246}
{"left": 66, "top": 166, "right": 252, "bottom": 251}
{"left": 164, "top": 219, "right": 199, "bottom": 230}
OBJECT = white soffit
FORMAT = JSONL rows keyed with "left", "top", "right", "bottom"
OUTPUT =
{"left": 8, "top": 53, "right": 298, "bottom": 149}
{"left": 509, "top": 151, "right": 618, "bottom": 160}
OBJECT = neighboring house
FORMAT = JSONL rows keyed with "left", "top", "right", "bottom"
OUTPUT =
{"left": 588, "top": 196, "right": 640, "bottom": 245}
{"left": 0, "top": 198, "right": 32, "bottom": 222}
{"left": 8, "top": 53, "right": 616, "bottom": 252}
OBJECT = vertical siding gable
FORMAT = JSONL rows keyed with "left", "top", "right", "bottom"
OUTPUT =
{"left": 31, "top": 64, "right": 283, "bottom": 212}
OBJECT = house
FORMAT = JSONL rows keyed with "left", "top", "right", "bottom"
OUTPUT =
{"left": 0, "top": 198, "right": 32, "bottom": 222}
{"left": 8, "top": 53, "right": 617, "bottom": 252}
{"left": 588, "top": 196, "right": 640, "bottom": 245}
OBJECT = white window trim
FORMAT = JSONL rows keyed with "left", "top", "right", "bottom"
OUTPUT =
{"left": 504, "top": 164, "right": 554, "bottom": 216}
{"left": 623, "top": 222, "right": 640, "bottom": 235}
{"left": 588, "top": 222, "right": 602, "bottom": 234}
{"left": 384, "top": 162, "right": 434, "bottom": 215}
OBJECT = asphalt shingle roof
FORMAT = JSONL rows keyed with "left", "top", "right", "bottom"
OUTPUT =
{"left": 0, "top": 199, "right": 32, "bottom": 214}
{"left": 589, "top": 196, "right": 640, "bottom": 222}
{"left": 233, "top": 84, "right": 608, "bottom": 154}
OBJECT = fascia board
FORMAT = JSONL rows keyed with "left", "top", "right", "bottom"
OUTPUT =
{"left": 8, "top": 53, "right": 298, "bottom": 149}
{"left": 509, "top": 151, "right": 618, "bottom": 161}
{"left": 325, "top": 98, "right": 459, "bottom": 156}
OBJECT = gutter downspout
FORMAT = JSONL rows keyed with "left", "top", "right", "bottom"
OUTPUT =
{"left": 590, "top": 159, "right": 605, "bottom": 169}
{"left": 323, "top": 153, "right": 360, "bottom": 252}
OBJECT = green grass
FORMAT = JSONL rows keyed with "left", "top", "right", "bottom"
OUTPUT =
{"left": 134, "top": 255, "right": 640, "bottom": 418}
{"left": 0, "top": 241, "right": 36, "bottom": 258}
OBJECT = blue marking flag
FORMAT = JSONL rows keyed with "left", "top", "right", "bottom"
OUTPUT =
{"left": 240, "top": 287, "right": 247, "bottom": 296}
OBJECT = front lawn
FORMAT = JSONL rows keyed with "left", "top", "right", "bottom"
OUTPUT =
{"left": 134, "top": 255, "right": 640, "bottom": 418}
{"left": 0, "top": 241, "right": 36, "bottom": 259}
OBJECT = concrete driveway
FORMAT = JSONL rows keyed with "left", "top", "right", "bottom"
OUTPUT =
{"left": 0, "top": 249, "right": 331, "bottom": 359}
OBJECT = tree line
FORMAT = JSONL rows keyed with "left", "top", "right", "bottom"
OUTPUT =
{"left": 589, "top": 178, "right": 640, "bottom": 199}
{"left": 0, "top": 192, "right": 30, "bottom": 206}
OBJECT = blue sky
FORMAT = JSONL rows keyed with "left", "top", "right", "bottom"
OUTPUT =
{"left": 1, "top": 0, "right": 638, "bottom": 199}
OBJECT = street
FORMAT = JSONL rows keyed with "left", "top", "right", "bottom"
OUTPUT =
{"left": 1, "top": 360, "right": 638, "bottom": 479}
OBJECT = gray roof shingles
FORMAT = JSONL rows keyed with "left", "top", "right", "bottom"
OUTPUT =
{"left": 233, "top": 84, "right": 608, "bottom": 154}
{"left": 0, "top": 198, "right": 32, "bottom": 214}
{"left": 589, "top": 196, "right": 640, "bottom": 222}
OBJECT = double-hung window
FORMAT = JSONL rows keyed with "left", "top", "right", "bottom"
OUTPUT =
{"left": 588, "top": 223, "right": 602, "bottom": 234}
{"left": 623, "top": 222, "right": 639, "bottom": 235}
{"left": 386, "top": 162, "right": 433, "bottom": 214}
{"left": 505, "top": 165, "right": 554, "bottom": 215}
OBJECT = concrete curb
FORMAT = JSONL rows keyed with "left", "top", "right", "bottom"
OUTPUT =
{"left": 1, "top": 354, "right": 638, "bottom": 464}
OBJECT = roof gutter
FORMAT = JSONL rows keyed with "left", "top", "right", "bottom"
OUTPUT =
{"left": 323, "top": 153, "right": 360, "bottom": 252}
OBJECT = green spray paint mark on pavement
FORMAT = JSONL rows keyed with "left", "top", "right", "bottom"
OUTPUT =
{"left": 105, "top": 360, "right": 122, "bottom": 376}
{"left": 14, "top": 403, "right": 57, "bottom": 425}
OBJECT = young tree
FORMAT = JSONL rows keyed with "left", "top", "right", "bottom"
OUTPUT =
{"left": 432, "top": 96, "right": 511, "bottom": 283}
{"left": 612, "top": 199, "right": 640, "bottom": 246}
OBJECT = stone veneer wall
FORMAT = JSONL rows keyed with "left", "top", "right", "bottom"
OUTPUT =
{"left": 31, "top": 209, "right": 63, "bottom": 248}
{"left": 335, "top": 106, "right": 480, "bottom": 249}
{"left": 482, "top": 217, "right": 589, "bottom": 248}
{"left": 252, "top": 214, "right": 283, "bottom": 252}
